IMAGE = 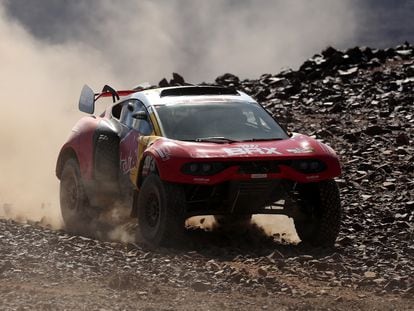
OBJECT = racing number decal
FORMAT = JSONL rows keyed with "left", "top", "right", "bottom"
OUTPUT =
{"left": 132, "top": 136, "right": 161, "bottom": 186}
{"left": 142, "top": 156, "right": 156, "bottom": 177}
{"left": 223, "top": 145, "right": 282, "bottom": 156}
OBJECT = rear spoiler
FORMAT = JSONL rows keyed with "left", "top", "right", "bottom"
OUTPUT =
{"left": 79, "top": 84, "right": 137, "bottom": 114}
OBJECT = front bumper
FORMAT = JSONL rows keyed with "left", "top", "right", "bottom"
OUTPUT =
{"left": 183, "top": 178, "right": 299, "bottom": 217}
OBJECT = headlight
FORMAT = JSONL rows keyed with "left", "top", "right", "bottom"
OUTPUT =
{"left": 189, "top": 163, "right": 199, "bottom": 173}
{"left": 202, "top": 163, "right": 212, "bottom": 172}
{"left": 309, "top": 161, "right": 320, "bottom": 171}
{"left": 299, "top": 161, "right": 309, "bottom": 171}
{"left": 182, "top": 162, "right": 225, "bottom": 176}
{"left": 291, "top": 159, "right": 326, "bottom": 173}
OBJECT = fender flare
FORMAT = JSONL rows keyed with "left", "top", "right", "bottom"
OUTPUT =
{"left": 56, "top": 146, "right": 78, "bottom": 179}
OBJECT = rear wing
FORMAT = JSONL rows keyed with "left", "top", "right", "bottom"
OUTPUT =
{"left": 79, "top": 84, "right": 137, "bottom": 114}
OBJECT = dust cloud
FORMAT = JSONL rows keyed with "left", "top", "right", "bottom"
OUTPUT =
{"left": 4, "top": 0, "right": 358, "bottom": 82}
{"left": 0, "top": 4, "right": 115, "bottom": 228}
{"left": 0, "top": 1, "right": 357, "bottom": 236}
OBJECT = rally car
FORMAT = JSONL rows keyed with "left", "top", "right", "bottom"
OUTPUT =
{"left": 56, "top": 84, "right": 342, "bottom": 247}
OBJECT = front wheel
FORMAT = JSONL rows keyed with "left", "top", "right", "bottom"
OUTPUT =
{"left": 60, "top": 159, "right": 92, "bottom": 235}
{"left": 136, "top": 175, "right": 186, "bottom": 247}
{"left": 293, "top": 179, "right": 341, "bottom": 247}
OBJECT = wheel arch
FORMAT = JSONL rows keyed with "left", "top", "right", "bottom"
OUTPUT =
{"left": 56, "top": 146, "right": 79, "bottom": 180}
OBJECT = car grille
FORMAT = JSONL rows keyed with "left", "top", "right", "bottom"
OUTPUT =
{"left": 237, "top": 180, "right": 274, "bottom": 195}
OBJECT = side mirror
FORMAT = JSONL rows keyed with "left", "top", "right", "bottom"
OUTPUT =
{"left": 79, "top": 84, "right": 95, "bottom": 114}
{"left": 127, "top": 102, "right": 135, "bottom": 112}
{"left": 132, "top": 111, "right": 148, "bottom": 120}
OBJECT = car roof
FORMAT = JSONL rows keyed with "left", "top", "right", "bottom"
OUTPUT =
{"left": 125, "top": 86, "right": 256, "bottom": 108}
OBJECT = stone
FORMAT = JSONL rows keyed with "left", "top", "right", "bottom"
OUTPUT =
{"left": 396, "top": 133, "right": 410, "bottom": 145}
{"left": 257, "top": 267, "right": 268, "bottom": 277}
{"left": 364, "top": 271, "right": 377, "bottom": 278}
{"left": 191, "top": 281, "right": 212, "bottom": 292}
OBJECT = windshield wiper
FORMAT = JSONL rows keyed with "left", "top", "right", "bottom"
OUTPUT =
{"left": 195, "top": 137, "right": 239, "bottom": 143}
{"left": 241, "top": 137, "right": 285, "bottom": 142}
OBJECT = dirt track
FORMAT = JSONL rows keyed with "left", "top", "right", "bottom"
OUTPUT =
{"left": 0, "top": 219, "right": 412, "bottom": 311}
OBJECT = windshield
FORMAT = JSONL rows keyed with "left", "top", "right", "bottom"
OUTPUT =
{"left": 154, "top": 101, "right": 289, "bottom": 142}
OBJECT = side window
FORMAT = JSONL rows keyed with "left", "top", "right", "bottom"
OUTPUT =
{"left": 120, "top": 100, "right": 153, "bottom": 135}
{"left": 112, "top": 103, "right": 122, "bottom": 119}
{"left": 120, "top": 100, "right": 135, "bottom": 127}
{"left": 132, "top": 103, "right": 152, "bottom": 134}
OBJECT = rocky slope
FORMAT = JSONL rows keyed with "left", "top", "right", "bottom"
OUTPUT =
{"left": 214, "top": 42, "right": 414, "bottom": 294}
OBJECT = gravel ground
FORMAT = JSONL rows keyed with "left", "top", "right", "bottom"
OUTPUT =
{"left": 0, "top": 219, "right": 412, "bottom": 310}
{"left": 1, "top": 43, "right": 414, "bottom": 310}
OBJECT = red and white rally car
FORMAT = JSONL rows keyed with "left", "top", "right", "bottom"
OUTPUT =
{"left": 56, "top": 85, "right": 341, "bottom": 246}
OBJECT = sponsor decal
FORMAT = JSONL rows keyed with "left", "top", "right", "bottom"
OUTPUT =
{"left": 223, "top": 145, "right": 282, "bottom": 156}
{"left": 120, "top": 132, "right": 139, "bottom": 174}
{"left": 120, "top": 152, "right": 136, "bottom": 173}
{"left": 251, "top": 173, "right": 268, "bottom": 179}
{"left": 156, "top": 146, "right": 171, "bottom": 161}
{"left": 286, "top": 147, "right": 314, "bottom": 154}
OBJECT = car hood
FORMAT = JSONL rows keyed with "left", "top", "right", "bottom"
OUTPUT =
{"left": 150, "top": 133, "right": 338, "bottom": 160}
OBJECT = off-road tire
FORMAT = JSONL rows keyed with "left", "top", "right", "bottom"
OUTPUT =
{"left": 60, "top": 159, "right": 92, "bottom": 235}
{"left": 136, "top": 175, "right": 186, "bottom": 247}
{"left": 294, "top": 179, "right": 341, "bottom": 247}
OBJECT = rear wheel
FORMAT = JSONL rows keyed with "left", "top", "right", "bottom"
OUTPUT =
{"left": 60, "top": 159, "right": 92, "bottom": 235}
{"left": 136, "top": 175, "right": 186, "bottom": 246}
{"left": 293, "top": 179, "right": 341, "bottom": 247}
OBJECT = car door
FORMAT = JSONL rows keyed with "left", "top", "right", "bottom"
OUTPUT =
{"left": 119, "top": 100, "right": 153, "bottom": 177}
